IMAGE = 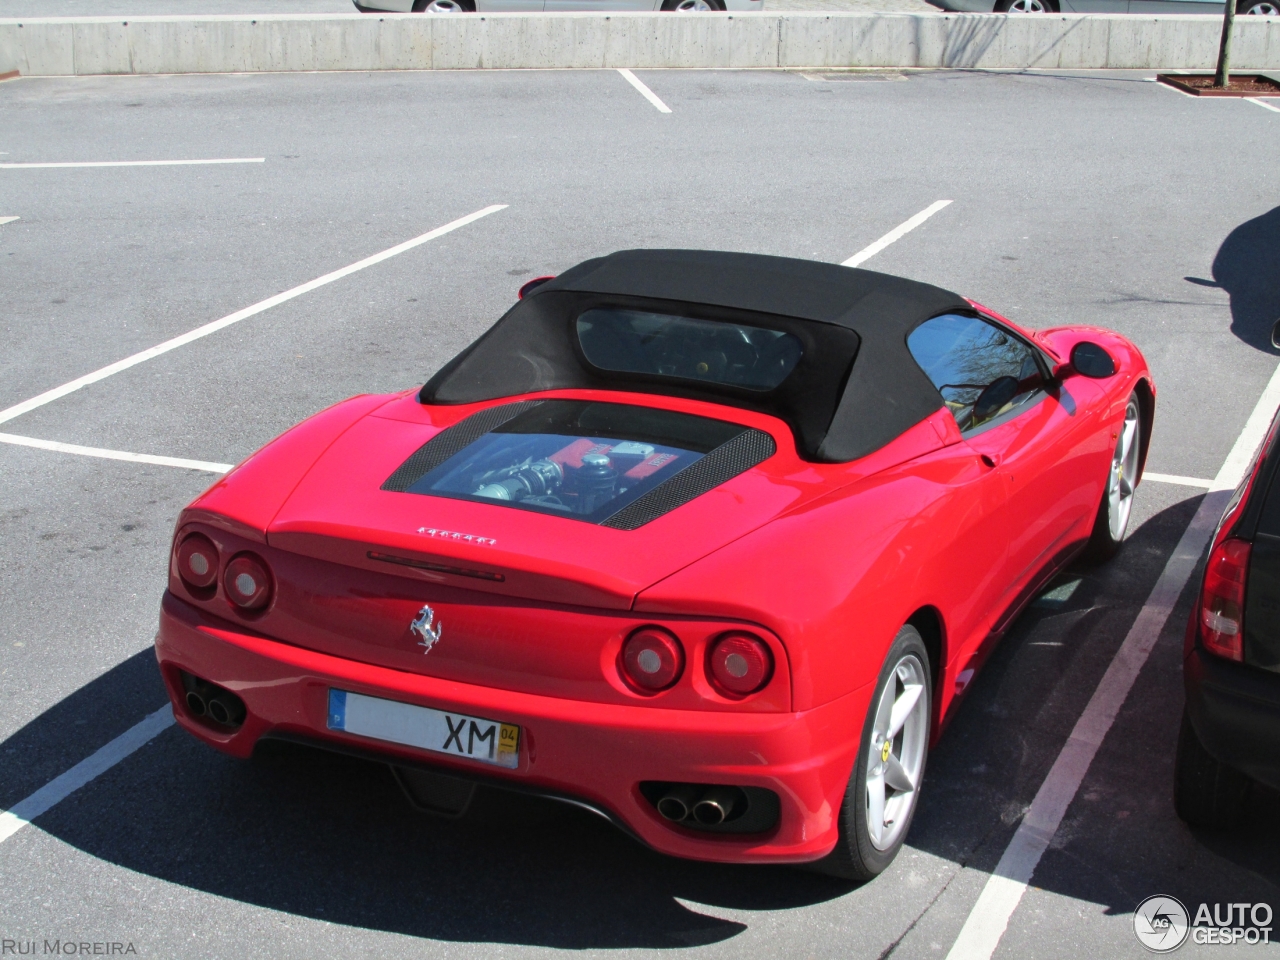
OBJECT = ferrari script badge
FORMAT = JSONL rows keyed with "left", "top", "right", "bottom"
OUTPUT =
{"left": 411, "top": 604, "right": 443, "bottom": 654}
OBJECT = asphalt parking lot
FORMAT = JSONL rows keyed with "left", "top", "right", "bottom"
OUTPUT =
{"left": 1, "top": 66, "right": 1279, "bottom": 959}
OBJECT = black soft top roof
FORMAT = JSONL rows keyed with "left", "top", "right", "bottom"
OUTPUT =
{"left": 421, "top": 250, "right": 970, "bottom": 462}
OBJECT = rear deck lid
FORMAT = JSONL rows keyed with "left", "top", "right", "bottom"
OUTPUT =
{"left": 268, "top": 396, "right": 796, "bottom": 609}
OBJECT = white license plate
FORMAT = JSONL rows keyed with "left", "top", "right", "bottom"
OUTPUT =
{"left": 327, "top": 689, "right": 520, "bottom": 769}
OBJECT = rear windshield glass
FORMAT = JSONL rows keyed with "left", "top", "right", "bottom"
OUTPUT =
{"left": 406, "top": 400, "right": 746, "bottom": 522}
{"left": 576, "top": 308, "right": 803, "bottom": 391}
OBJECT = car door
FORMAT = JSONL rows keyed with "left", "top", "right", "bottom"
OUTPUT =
{"left": 1058, "top": 0, "right": 1127, "bottom": 11}
{"left": 1125, "top": 0, "right": 1222, "bottom": 12}
{"left": 476, "top": 0, "right": 545, "bottom": 10}
{"left": 907, "top": 313, "right": 1108, "bottom": 643}
{"left": 544, "top": 0, "right": 658, "bottom": 9}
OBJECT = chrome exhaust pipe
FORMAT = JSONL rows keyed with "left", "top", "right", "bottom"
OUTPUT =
{"left": 185, "top": 690, "right": 207, "bottom": 717}
{"left": 206, "top": 692, "right": 245, "bottom": 727}
{"left": 693, "top": 787, "right": 739, "bottom": 826}
{"left": 656, "top": 784, "right": 700, "bottom": 822}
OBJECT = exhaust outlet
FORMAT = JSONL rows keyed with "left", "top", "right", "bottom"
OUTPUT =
{"left": 656, "top": 784, "right": 700, "bottom": 822}
{"left": 206, "top": 693, "right": 245, "bottom": 727}
{"left": 693, "top": 787, "right": 740, "bottom": 826}
{"left": 178, "top": 670, "right": 246, "bottom": 729}
{"left": 641, "top": 781, "right": 779, "bottom": 834}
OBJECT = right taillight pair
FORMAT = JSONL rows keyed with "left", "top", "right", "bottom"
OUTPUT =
{"left": 1200, "top": 537, "right": 1251, "bottom": 662}
{"left": 620, "top": 626, "right": 774, "bottom": 698}
{"left": 176, "top": 533, "right": 274, "bottom": 612}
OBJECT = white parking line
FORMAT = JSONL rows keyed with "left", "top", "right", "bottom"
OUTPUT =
{"left": 0, "top": 204, "right": 507, "bottom": 428}
{"left": 1153, "top": 80, "right": 1197, "bottom": 98}
{"left": 0, "top": 158, "right": 265, "bottom": 169}
{"left": 1143, "top": 471, "right": 1213, "bottom": 489}
{"left": 617, "top": 69, "right": 672, "bottom": 114}
{"left": 0, "top": 705, "right": 174, "bottom": 846}
{"left": 1247, "top": 97, "right": 1280, "bottom": 113}
{"left": 945, "top": 357, "right": 1280, "bottom": 960}
{"left": 0, "top": 432, "right": 232, "bottom": 474}
{"left": 842, "top": 200, "right": 953, "bottom": 268}
{"left": 0, "top": 216, "right": 18, "bottom": 226}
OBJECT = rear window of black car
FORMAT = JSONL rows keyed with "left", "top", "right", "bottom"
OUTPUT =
{"left": 576, "top": 308, "right": 803, "bottom": 391}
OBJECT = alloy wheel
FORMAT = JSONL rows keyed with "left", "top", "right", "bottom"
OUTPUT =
{"left": 425, "top": 0, "right": 465, "bottom": 10}
{"left": 1107, "top": 397, "right": 1141, "bottom": 542}
{"left": 865, "top": 654, "right": 928, "bottom": 851}
{"left": 673, "top": 0, "right": 716, "bottom": 9}
{"left": 1007, "top": 0, "right": 1051, "bottom": 11}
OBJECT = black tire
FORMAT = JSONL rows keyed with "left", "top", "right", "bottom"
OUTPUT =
{"left": 1081, "top": 391, "right": 1141, "bottom": 565}
{"left": 811, "top": 625, "right": 932, "bottom": 881}
{"left": 1238, "top": 0, "right": 1280, "bottom": 14}
{"left": 1174, "top": 707, "right": 1250, "bottom": 828}
{"left": 412, "top": 0, "right": 475, "bottom": 10}
{"left": 994, "top": 0, "right": 1059, "bottom": 10}
{"left": 661, "top": 0, "right": 725, "bottom": 9}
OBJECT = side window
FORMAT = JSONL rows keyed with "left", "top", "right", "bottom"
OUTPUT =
{"left": 907, "top": 314, "right": 1046, "bottom": 433}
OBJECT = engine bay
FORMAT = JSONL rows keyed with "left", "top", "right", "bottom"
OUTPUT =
{"left": 404, "top": 400, "right": 747, "bottom": 522}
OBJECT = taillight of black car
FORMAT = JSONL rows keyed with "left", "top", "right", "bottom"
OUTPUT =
{"left": 1200, "top": 537, "right": 1251, "bottom": 662}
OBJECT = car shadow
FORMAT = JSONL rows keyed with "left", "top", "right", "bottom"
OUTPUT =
{"left": 1210, "top": 204, "right": 1280, "bottom": 352}
{"left": 4, "top": 647, "right": 851, "bottom": 950}
{"left": 4, "top": 496, "right": 1276, "bottom": 947}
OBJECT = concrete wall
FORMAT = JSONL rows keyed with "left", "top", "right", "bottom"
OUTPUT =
{"left": 0, "top": 11, "right": 1276, "bottom": 74}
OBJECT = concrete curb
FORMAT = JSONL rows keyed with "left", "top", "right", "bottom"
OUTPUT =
{"left": 0, "top": 12, "right": 1276, "bottom": 74}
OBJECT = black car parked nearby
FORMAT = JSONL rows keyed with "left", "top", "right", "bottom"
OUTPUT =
{"left": 1176, "top": 399, "right": 1280, "bottom": 825}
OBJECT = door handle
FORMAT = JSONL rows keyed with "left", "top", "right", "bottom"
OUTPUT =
{"left": 980, "top": 453, "right": 999, "bottom": 469}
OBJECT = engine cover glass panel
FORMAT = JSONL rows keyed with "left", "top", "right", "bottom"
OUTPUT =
{"left": 403, "top": 400, "right": 746, "bottom": 523}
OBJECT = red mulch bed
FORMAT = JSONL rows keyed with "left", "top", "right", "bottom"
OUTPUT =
{"left": 1158, "top": 73, "right": 1280, "bottom": 96}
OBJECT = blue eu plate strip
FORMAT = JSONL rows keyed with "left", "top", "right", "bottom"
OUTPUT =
{"left": 327, "top": 689, "right": 347, "bottom": 731}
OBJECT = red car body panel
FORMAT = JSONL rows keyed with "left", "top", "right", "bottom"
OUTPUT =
{"left": 156, "top": 284, "right": 1154, "bottom": 865}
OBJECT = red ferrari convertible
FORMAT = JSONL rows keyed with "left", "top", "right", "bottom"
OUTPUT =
{"left": 155, "top": 250, "right": 1153, "bottom": 879}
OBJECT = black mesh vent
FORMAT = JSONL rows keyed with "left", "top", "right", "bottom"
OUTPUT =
{"left": 601, "top": 429, "right": 776, "bottom": 530}
{"left": 381, "top": 401, "right": 544, "bottom": 493}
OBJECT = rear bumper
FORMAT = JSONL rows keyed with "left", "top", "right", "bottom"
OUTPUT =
{"left": 1184, "top": 647, "right": 1280, "bottom": 792}
{"left": 155, "top": 591, "right": 869, "bottom": 864}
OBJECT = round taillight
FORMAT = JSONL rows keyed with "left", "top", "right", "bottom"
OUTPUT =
{"left": 707, "top": 632, "right": 773, "bottom": 697}
{"left": 224, "top": 553, "right": 273, "bottom": 611}
{"left": 176, "top": 534, "right": 219, "bottom": 590}
{"left": 621, "top": 627, "right": 684, "bottom": 692}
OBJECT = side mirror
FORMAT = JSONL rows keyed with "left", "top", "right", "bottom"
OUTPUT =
{"left": 518, "top": 276, "right": 555, "bottom": 299}
{"left": 973, "top": 376, "right": 1020, "bottom": 425}
{"left": 1271, "top": 319, "right": 1280, "bottom": 350}
{"left": 1068, "top": 341, "right": 1116, "bottom": 379}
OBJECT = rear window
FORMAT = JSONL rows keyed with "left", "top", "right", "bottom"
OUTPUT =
{"left": 576, "top": 308, "right": 803, "bottom": 391}
{"left": 404, "top": 400, "right": 746, "bottom": 523}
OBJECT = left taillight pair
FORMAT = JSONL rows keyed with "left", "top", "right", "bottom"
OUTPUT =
{"left": 176, "top": 533, "right": 273, "bottom": 611}
{"left": 1199, "top": 536, "right": 1251, "bottom": 662}
{"left": 621, "top": 626, "right": 773, "bottom": 698}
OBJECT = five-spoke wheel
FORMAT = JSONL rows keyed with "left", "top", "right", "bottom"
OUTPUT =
{"left": 865, "top": 653, "right": 929, "bottom": 851}
{"left": 1084, "top": 391, "right": 1141, "bottom": 563}
{"left": 814, "top": 625, "right": 932, "bottom": 880}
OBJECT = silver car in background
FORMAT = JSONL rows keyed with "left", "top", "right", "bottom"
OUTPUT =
{"left": 930, "top": 0, "right": 1276, "bottom": 13}
{"left": 356, "top": 0, "right": 761, "bottom": 11}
